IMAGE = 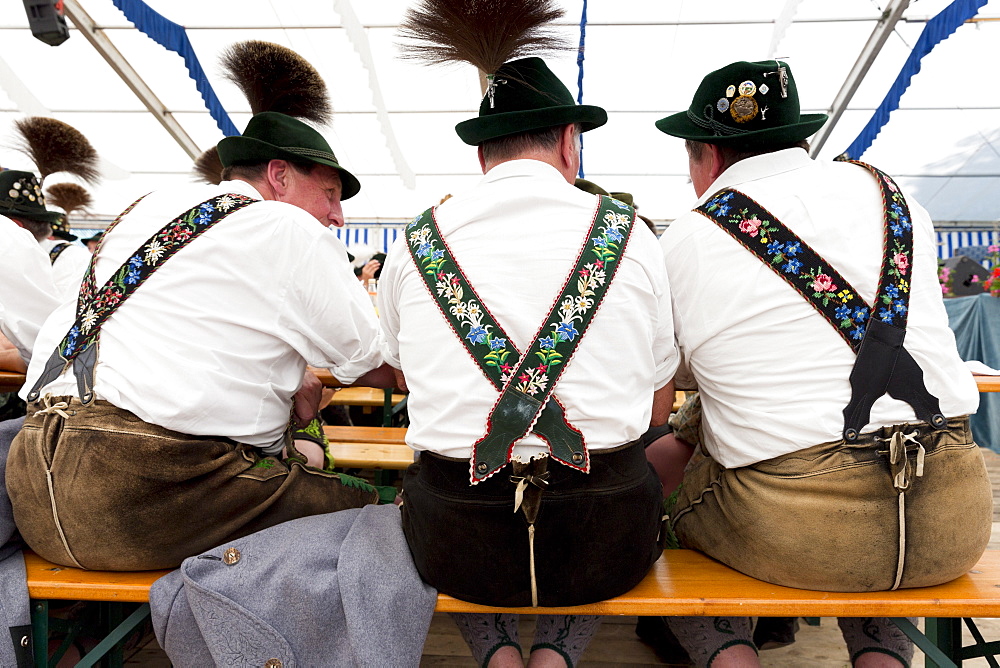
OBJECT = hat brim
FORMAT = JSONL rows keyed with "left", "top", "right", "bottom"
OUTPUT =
{"left": 456, "top": 105, "right": 608, "bottom": 146}
{"left": 52, "top": 229, "right": 78, "bottom": 242}
{"left": 655, "top": 111, "right": 828, "bottom": 148}
{"left": 0, "top": 204, "right": 63, "bottom": 225}
{"left": 217, "top": 136, "right": 361, "bottom": 200}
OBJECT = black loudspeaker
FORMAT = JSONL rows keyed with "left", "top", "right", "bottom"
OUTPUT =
{"left": 22, "top": 0, "right": 69, "bottom": 47}
{"left": 944, "top": 255, "right": 988, "bottom": 296}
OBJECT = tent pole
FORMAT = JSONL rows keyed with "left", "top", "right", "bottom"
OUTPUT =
{"left": 809, "top": 0, "right": 910, "bottom": 157}
{"left": 61, "top": 0, "right": 201, "bottom": 160}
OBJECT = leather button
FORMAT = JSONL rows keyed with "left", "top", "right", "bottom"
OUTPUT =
{"left": 571, "top": 452, "right": 584, "bottom": 464}
{"left": 222, "top": 547, "right": 241, "bottom": 565}
{"left": 476, "top": 462, "right": 488, "bottom": 473}
{"left": 264, "top": 659, "right": 282, "bottom": 668}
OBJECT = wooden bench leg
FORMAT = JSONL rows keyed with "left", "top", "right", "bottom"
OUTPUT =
{"left": 75, "top": 603, "right": 151, "bottom": 668}
{"left": 958, "top": 618, "right": 1000, "bottom": 667}
{"left": 891, "top": 617, "right": 959, "bottom": 668}
{"left": 30, "top": 600, "right": 48, "bottom": 668}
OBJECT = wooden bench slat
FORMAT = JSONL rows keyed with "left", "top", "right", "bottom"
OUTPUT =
{"left": 26, "top": 549, "right": 1000, "bottom": 618}
{"left": 322, "top": 426, "right": 407, "bottom": 445}
{"left": 25, "top": 552, "right": 170, "bottom": 603}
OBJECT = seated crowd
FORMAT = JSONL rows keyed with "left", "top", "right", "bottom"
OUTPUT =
{"left": 0, "top": 9, "right": 990, "bottom": 668}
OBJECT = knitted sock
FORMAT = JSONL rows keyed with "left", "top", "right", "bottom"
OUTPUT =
{"left": 450, "top": 613, "right": 521, "bottom": 667}
{"left": 530, "top": 614, "right": 602, "bottom": 667}
{"left": 665, "top": 616, "right": 756, "bottom": 668}
{"left": 838, "top": 617, "right": 915, "bottom": 667}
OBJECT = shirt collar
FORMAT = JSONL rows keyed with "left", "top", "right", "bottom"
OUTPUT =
{"left": 697, "top": 147, "right": 812, "bottom": 204}
{"left": 221, "top": 179, "right": 266, "bottom": 201}
{"left": 480, "top": 159, "right": 568, "bottom": 186}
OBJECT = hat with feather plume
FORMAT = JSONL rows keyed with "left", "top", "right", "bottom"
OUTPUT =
{"left": 215, "top": 41, "right": 360, "bottom": 200}
{"left": 46, "top": 182, "right": 94, "bottom": 241}
{"left": 397, "top": 0, "right": 607, "bottom": 146}
{"left": 0, "top": 117, "right": 100, "bottom": 228}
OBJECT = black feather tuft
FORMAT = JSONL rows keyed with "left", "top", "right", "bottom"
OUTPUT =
{"left": 192, "top": 146, "right": 224, "bottom": 185}
{"left": 397, "top": 0, "right": 569, "bottom": 72}
{"left": 13, "top": 117, "right": 100, "bottom": 184}
{"left": 220, "top": 41, "right": 332, "bottom": 124}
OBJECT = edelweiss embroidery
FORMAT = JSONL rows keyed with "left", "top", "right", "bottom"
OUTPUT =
{"left": 405, "top": 196, "right": 636, "bottom": 481}
{"left": 62, "top": 194, "right": 257, "bottom": 359}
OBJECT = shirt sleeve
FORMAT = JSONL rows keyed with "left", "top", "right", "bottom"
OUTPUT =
{"left": 649, "top": 232, "right": 680, "bottom": 388}
{"left": 281, "top": 230, "right": 384, "bottom": 385}
{"left": 375, "top": 238, "right": 407, "bottom": 370}
{"left": 0, "top": 221, "right": 61, "bottom": 362}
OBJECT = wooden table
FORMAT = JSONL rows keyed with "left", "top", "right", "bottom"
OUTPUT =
{"left": 328, "top": 386, "right": 406, "bottom": 408}
{"left": 0, "top": 371, "right": 24, "bottom": 394}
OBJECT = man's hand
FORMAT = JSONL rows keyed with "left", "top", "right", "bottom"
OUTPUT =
{"left": 358, "top": 259, "right": 381, "bottom": 283}
{"left": 293, "top": 369, "right": 324, "bottom": 429}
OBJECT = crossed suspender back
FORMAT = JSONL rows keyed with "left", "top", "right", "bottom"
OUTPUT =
{"left": 405, "top": 195, "right": 637, "bottom": 483}
{"left": 694, "top": 160, "right": 945, "bottom": 441}
{"left": 27, "top": 193, "right": 259, "bottom": 405}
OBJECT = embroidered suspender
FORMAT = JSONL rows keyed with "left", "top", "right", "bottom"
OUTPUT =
{"left": 26, "top": 192, "right": 259, "bottom": 405}
{"left": 695, "top": 160, "right": 945, "bottom": 441}
{"left": 405, "top": 195, "right": 636, "bottom": 483}
{"left": 48, "top": 242, "right": 70, "bottom": 264}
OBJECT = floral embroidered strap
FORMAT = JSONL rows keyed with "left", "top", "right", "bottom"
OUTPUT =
{"left": 695, "top": 160, "right": 944, "bottom": 441}
{"left": 405, "top": 195, "right": 636, "bottom": 483}
{"left": 48, "top": 242, "right": 71, "bottom": 264}
{"left": 26, "top": 193, "right": 259, "bottom": 405}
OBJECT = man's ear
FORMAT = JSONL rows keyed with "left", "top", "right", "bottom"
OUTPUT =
{"left": 477, "top": 145, "right": 487, "bottom": 174}
{"left": 265, "top": 159, "right": 290, "bottom": 196}
{"left": 559, "top": 123, "right": 578, "bottom": 171}
{"left": 707, "top": 144, "right": 727, "bottom": 182}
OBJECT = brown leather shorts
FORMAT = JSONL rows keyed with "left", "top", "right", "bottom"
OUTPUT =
{"left": 671, "top": 417, "right": 993, "bottom": 592}
{"left": 8, "top": 397, "right": 378, "bottom": 570}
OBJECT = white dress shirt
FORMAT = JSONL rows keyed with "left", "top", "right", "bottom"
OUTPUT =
{"left": 0, "top": 217, "right": 60, "bottom": 362}
{"left": 379, "top": 159, "right": 679, "bottom": 460}
{"left": 661, "top": 148, "right": 979, "bottom": 468}
{"left": 24, "top": 180, "right": 383, "bottom": 450}
{"left": 39, "top": 238, "right": 91, "bottom": 302}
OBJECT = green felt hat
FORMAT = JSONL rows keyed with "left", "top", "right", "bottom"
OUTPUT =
{"left": 217, "top": 112, "right": 361, "bottom": 200}
{"left": 456, "top": 57, "right": 607, "bottom": 146}
{"left": 0, "top": 170, "right": 61, "bottom": 224}
{"left": 655, "top": 60, "right": 827, "bottom": 149}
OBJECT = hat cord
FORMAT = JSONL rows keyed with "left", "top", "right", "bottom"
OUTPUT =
{"left": 686, "top": 105, "right": 744, "bottom": 137}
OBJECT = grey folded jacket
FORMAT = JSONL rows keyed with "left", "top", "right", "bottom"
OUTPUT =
{"left": 150, "top": 503, "right": 437, "bottom": 667}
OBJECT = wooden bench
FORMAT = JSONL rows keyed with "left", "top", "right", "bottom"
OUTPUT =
{"left": 25, "top": 549, "right": 1000, "bottom": 667}
{"left": 322, "top": 425, "right": 413, "bottom": 470}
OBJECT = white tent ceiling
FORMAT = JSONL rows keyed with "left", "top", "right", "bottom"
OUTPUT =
{"left": 1, "top": 0, "right": 998, "bottom": 225}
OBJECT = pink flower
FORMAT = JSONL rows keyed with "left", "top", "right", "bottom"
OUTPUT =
{"left": 989, "top": 244, "right": 1000, "bottom": 254}
{"left": 812, "top": 273, "right": 836, "bottom": 292}
{"left": 884, "top": 176, "right": 898, "bottom": 192}
{"left": 738, "top": 218, "right": 761, "bottom": 237}
{"left": 594, "top": 260, "right": 604, "bottom": 269}
{"left": 894, "top": 252, "right": 909, "bottom": 275}
{"left": 536, "top": 364, "right": 548, "bottom": 373}
{"left": 518, "top": 373, "right": 531, "bottom": 384}
{"left": 500, "top": 363, "right": 513, "bottom": 374}
{"left": 578, "top": 268, "right": 590, "bottom": 277}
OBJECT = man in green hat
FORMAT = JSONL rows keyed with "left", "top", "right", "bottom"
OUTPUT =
{"left": 0, "top": 168, "right": 89, "bottom": 303}
{"left": 649, "top": 60, "right": 990, "bottom": 667}
{"left": 378, "top": 54, "right": 678, "bottom": 665}
{"left": 0, "top": 170, "right": 61, "bottom": 371}
{"left": 8, "top": 107, "right": 395, "bottom": 572}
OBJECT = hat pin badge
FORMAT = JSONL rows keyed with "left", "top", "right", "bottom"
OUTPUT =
{"left": 485, "top": 73, "right": 508, "bottom": 109}
{"left": 763, "top": 63, "right": 789, "bottom": 98}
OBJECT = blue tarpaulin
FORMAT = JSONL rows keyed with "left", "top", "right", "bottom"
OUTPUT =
{"left": 944, "top": 293, "right": 1000, "bottom": 451}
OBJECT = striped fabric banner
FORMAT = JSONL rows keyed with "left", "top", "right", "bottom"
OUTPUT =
{"left": 69, "top": 225, "right": 999, "bottom": 266}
